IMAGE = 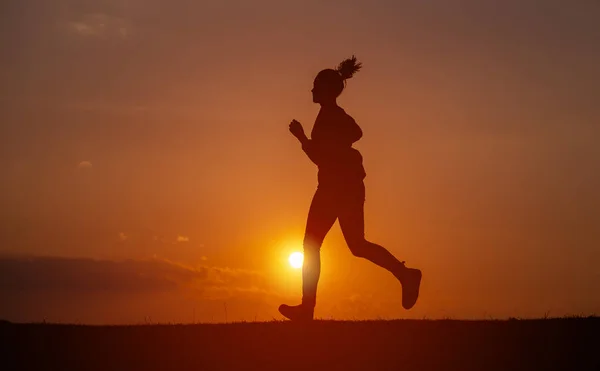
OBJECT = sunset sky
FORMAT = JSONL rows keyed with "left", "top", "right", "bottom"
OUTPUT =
{"left": 1, "top": 0, "right": 599, "bottom": 324}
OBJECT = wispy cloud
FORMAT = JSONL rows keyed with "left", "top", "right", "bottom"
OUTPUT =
{"left": 66, "top": 13, "right": 130, "bottom": 39}
{"left": 77, "top": 161, "right": 92, "bottom": 169}
{"left": 176, "top": 235, "right": 189, "bottom": 243}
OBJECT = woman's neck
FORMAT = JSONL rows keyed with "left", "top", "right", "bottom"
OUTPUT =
{"left": 320, "top": 99, "right": 338, "bottom": 109}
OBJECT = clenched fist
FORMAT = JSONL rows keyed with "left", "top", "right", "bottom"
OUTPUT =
{"left": 289, "top": 119, "right": 305, "bottom": 139}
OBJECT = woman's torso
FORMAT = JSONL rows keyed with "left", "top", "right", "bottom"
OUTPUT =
{"left": 311, "top": 106, "right": 366, "bottom": 185}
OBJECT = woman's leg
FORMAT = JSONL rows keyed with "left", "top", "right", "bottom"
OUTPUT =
{"left": 337, "top": 182, "right": 422, "bottom": 309}
{"left": 337, "top": 183, "right": 406, "bottom": 275}
{"left": 302, "top": 187, "right": 338, "bottom": 308}
{"left": 279, "top": 186, "right": 338, "bottom": 320}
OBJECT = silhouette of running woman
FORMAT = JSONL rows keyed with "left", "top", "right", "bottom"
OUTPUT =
{"left": 279, "top": 56, "right": 422, "bottom": 321}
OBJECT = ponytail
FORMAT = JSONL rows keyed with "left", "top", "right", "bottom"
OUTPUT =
{"left": 336, "top": 55, "right": 362, "bottom": 81}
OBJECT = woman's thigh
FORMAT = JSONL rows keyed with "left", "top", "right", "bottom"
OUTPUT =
{"left": 304, "top": 187, "right": 338, "bottom": 246}
{"left": 337, "top": 182, "right": 366, "bottom": 244}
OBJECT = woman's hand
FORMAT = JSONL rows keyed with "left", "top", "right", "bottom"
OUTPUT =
{"left": 289, "top": 120, "right": 307, "bottom": 142}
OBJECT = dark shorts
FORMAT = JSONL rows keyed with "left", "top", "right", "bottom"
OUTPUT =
{"left": 316, "top": 180, "right": 365, "bottom": 205}
{"left": 304, "top": 180, "right": 366, "bottom": 248}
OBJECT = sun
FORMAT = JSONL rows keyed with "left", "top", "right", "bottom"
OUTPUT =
{"left": 288, "top": 252, "right": 304, "bottom": 269}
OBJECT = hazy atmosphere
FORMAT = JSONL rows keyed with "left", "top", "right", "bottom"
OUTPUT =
{"left": 1, "top": 0, "right": 599, "bottom": 324}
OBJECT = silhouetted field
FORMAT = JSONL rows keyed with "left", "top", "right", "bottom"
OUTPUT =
{"left": 2, "top": 317, "right": 598, "bottom": 371}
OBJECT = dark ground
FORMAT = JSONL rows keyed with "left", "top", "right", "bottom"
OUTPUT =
{"left": 2, "top": 317, "right": 599, "bottom": 371}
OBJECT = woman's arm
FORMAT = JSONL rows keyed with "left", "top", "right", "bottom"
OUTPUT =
{"left": 301, "top": 139, "right": 321, "bottom": 165}
{"left": 290, "top": 119, "right": 320, "bottom": 165}
{"left": 295, "top": 131, "right": 321, "bottom": 166}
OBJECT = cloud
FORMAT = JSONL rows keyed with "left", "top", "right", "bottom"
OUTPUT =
{"left": 0, "top": 256, "right": 269, "bottom": 297}
{"left": 77, "top": 161, "right": 92, "bottom": 169}
{"left": 176, "top": 235, "right": 189, "bottom": 243}
{"left": 66, "top": 13, "right": 130, "bottom": 39}
{"left": 0, "top": 256, "right": 279, "bottom": 324}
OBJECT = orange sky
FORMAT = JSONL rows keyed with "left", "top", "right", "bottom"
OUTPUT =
{"left": 1, "top": 0, "right": 599, "bottom": 324}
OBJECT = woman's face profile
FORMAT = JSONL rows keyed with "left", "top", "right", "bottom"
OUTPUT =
{"left": 311, "top": 76, "right": 331, "bottom": 104}
{"left": 311, "top": 80, "right": 323, "bottom": 103}
{"left": 312, "top": 69, "right": 343, "bottom": 104}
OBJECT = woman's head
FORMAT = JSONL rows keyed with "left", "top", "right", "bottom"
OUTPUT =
{"left": 312, "top": 56, "right": 362, "bottom": 104}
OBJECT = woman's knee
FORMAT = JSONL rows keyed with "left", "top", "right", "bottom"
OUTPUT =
{"left": 347, "top": 238, "right": 369, "bottom": 258}
{"left": 303, "top": 234, "right": 324, "bottom": 252}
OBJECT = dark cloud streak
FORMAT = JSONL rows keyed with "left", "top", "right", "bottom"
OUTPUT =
{"left": 0, "top": 256, "right": 267, "bottom": 296}
{"left": 0, "top": 255, "right": 277, "bottom": 323}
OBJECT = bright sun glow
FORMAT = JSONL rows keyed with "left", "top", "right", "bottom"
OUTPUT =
{"left": 288, "top": 252, "right": 304, "bottom": 269}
